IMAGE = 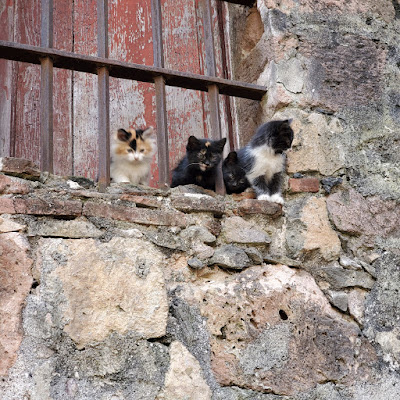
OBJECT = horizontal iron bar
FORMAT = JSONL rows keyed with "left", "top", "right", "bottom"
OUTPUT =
{"left": 224, "top": 0, "right": 255, "bottom": 5}
{"left": 0, "top": 40, "right": 266, "bottom": 101}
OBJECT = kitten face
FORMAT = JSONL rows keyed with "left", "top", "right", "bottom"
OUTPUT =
{"left": 252, "top": 120, "right": 294, "bottom": 154}
{"left": 222, "top": 151, "right": 250, "bottom": 194}
{"left": 114, "top": 127, "right": 155, "bottom": 163}
{"left": 186, "top": 136, "right": 227, "bottom": 172}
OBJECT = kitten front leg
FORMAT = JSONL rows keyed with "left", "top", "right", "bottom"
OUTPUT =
{"left": 252, "top": 173, "right": 284, "bottom": 204}
{"left": 111, "top": 173, "right": 131, "bottom": 184}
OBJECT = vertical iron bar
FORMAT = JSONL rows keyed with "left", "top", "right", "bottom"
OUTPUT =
{"left": 97, "top": 0, "right": 110, "bottom": 191}
{"left": 216, "top": 1, "right": 235, "bottom": 151}
{"left": 202, "top": 0, "right": 224, "bottom": 194}
{"left": 151, "top": 0, "right": 170, "bottom": 187}
{"left": 40, "top": 0, "right": 54, "bottom": 173}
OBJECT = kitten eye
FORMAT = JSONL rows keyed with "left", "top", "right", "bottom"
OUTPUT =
{"left": 140, "top": 149, "right": 145, "bottom": 153}
{"left": 127, "top": 148, "right": 133, "bottom": 153}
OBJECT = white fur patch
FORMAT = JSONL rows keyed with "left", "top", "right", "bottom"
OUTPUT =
{"left": 246, "top": 146, "right": 284, "bottom": 183}
{"left": 258, "top": 193, "right": 284, "bottom": 204}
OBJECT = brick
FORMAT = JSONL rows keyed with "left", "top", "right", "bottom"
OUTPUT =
{"left": 236, "top": 199, "right": 283, "bottom": 218}
{"left": 83, "top": 201, "right": 189, "bottom": 227}
{"left": 120, "top": 194, "right": 163, "bottom": 208}
{"left": 13, "top": 198, "right": 82, "bottom": 216}
{"left": 0, "top": 174, "right": 32, "bottom": 195}
{"left": 0, "top": 157, "right": 41, "bottom": 179}
{"left": 171, "top": 194, "right": 225, "bottom": 215}
{"left": 0, "top": 198, "right": 16, "bottom": 214}
{"left": 289, "top": 178, "right": 320, "bottom": 193}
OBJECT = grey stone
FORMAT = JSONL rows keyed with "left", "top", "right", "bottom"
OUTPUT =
{"left": 339, "top": 255, "right": 363, "bottom": 271}
{"left": 321, "top": 177, "right": 343, "bottom": 193}
{"left": 188, "top": 257, "right": 206, "bottom": 269}
{"left": 145, "top": 227, "right": 187, "bottom": 251}
{"left": 180, "top": 225, "right": 216, "bottom": 244}
{"left": 364, "top": 252, "right": 400, "bottom": 366}
{"left": 239, "top": 324, "right": 290, "bottom": 375}
{"left": 222, "top": 216, "right": 271, "bottom": 245}
{"left": 27, "top": 217, "right": 103, "bottom": 238}
{"left": 263, "top": 254, "right": 302, "bottom": 268}
{"left": 244, "top": 247, "right": 264, "bottom": 265}
{"left": 326, "top": 290, "right": 348, "bottom": 312}
{"left": 209, "top": 245, "right": 251, "bottom": 270}
{"left": 319, "top": 263, "right": 375, "bottom": 290}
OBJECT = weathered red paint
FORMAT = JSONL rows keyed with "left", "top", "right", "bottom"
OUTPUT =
{"left": 2, "top": 0, "right": 234, "bottom": 186}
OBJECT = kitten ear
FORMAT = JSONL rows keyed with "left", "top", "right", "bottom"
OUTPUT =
{"left": 142, "top": 126, "right": 154, "bottom": 138}
{"left": 187, "top": 136, "right": 201, "bottom": 151}
{"left": 117, "top": 129, "right": 131, "bottom": 142}
{"left": 215, "top": 137, "right": 227, "bottom": 153}
{"left": 226, "top": 151, "right": 238, "bottom": 164}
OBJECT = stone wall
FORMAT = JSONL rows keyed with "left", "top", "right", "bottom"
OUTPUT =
{"left": 1, "top": 0, "right": 400, "bottom": 399}
{"left": 0, "top": 148, "right": 398, "bottom": 399}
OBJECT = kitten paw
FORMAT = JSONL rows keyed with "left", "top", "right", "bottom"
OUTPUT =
{"left": 257, "top": 193, "right": 284, "bottom": 204}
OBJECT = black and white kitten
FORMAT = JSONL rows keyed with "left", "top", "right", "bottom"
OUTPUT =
{"left": 171, "top": 136, "right": 227, "bottom": 191}
{"left": 222, "top": 151, "right": 250, "bottom": 194}
{"left": 225, "top": 120, "right": 293, "bottom": 203}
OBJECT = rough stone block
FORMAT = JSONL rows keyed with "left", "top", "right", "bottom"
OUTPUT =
{"left": 171, "top": 193, "right": 225, "bottom": 215}
{"left": 0, "top": 198, "right": 16, "bottom": 214}
{"left": 13, "top": 198, "right": 82, "bottom": 217}
{"left": 182, "top": 264, "right": 376, "bottom": 396}
{"left": 222, "top": 216, "right": 271, "bottom": 245}
{"left": 120, "top": 194, "right": 163, "bottom": 208}
{"left": 236, "top": 199, "right": 283, "bottom": 217}
{"left": 289, "top": 177, "right": 319, "bottom": 193}
{"left": 209, "top": 245, "right": 250, "bottom": 270}
{"left": 36, "top": 237, "right": 169, "bottom": 348}
{"left": 0, "top": 157, "right": 41, "bottom": 179}
{"left": 0, "top": 174, "right": 32, "bottom": 195}
{"left": 0, "top": 233, "right": 33, "bottom": 375}
{"left": 83, "top": 201, "right": 189, "bottom": 227}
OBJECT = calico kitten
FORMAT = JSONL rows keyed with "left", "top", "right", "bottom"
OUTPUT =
{"left": 110, "top": 127, "right": 156, "bottom": 185}
{"left": 171, "top": 136, "right": 227, "bottom": 191}
{"left": 227, "top": 120, "right": 294, "bottom": 203}
{"left": 222, "top": 151, "right": 250, "bottom": 194}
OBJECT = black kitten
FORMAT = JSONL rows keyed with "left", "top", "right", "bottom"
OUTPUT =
{"left": 171, "top": 136, "right": 227, "bottom": 191}
{"left": 222, "top": 151, "right": 250, "bottom": 194}
{"left": 230, "top": 120, "right": 294, "bottom": 203}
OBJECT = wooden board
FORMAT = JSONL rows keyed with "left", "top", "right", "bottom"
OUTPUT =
{"left": 1, "top": 0, "right": 234, "bottom": 185}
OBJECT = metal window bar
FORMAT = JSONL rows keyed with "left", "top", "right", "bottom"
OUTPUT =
{"left": 0, "top": 0, "right": 265, "bottom": 190}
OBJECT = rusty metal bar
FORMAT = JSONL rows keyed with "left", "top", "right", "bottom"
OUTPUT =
{"left": 223, "top": 0, "right": 255, "bottom": 5}
{"left": 97, "top": 0, "right": 110, "bottom": 191}
{"left": 217, "top": 1, "right": 235, "bottom": 151}
{"left": 40, "top": 0, "right": 54, "bottom": 173}
{"left": 202, "top": 0, "right": 225, "bottom": 194}
{"left": 0, "top": 41, "right": 266, "bottom": 100}
{"left": 151, "top": 0, "right": 170, "bottom": 187}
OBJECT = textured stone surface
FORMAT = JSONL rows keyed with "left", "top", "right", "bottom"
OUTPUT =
{"left": 0, "top": 216, "right": 25, "bottom": 233}
{"left": 236, "top": 199, "right": 283, "bottom": 217}
{"left": 287, "top": 113, "right": 345, "bottom": 175}
{"left": 36, "top": 237, "right": 168, "bottom": 348}
{"left": 156, "top": 341, "right": 212, "bottom": 400}
{"left": 83, "top": 201, "right": 189, "bottom": 227}
{"left": 222, "top": 216, "right": 271, "bottom": 245}
{"left": 301, "top": 197, "right": 341, "bottom": 261}
{"left": 0, "top": 174, "right": 32, "bottom": 194}
{"left": 27, "top": 217, "right": 103, "bottom": 238}
{"left": 0, "top": 233, "right": 33, "bottom": 375}
{"left": 327, "top": 189, "right": 400, "bottom": 240}
{"left": 288, "top": 177, "right": 319, "bottom": 193}
{"left": 209, "top": 245, "right": 251, "bottom": 270}
{"left": 180, "top": 264, "right": 377, "bottom": 396}
{"left": 0, "top": 157, "right": 41, "bottom": 179}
